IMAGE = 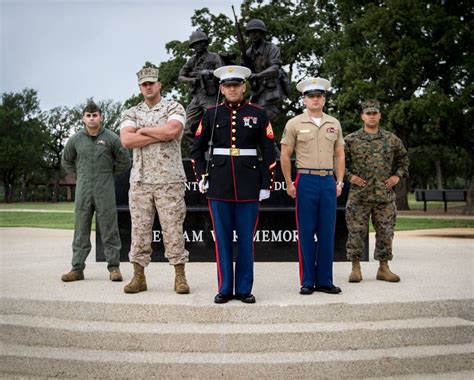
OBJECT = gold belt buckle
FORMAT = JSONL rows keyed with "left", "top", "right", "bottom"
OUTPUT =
{"left": 230, "top": 148, "right": 240, "bottom": 156}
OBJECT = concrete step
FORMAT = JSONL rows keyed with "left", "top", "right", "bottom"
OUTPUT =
{"left": 2, "top": 297, "right": 472, "bottom": 324}
{"left": 1, "top": 343, "right": 473, "bottom": 378}
{"left": 1, "top": 314, "right": 472, "bottom": 353}
{"left": 367, "top": 371, "right": 474, "bottom": 379}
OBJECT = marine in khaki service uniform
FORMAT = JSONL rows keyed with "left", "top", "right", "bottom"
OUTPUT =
{"left": 280, "top": 77, "right": 345, "bottom": 295}
{"left": 120, "top": 63, "right": 190, "bottom": 294}
{"left": 178, "top": 30, "right": 224, "bottom": 149}
{"left": 344, "top": 100, "right": 409, "bottom": 283}
{"left": 61, "top": 102, "right": 131, "bottom": 282}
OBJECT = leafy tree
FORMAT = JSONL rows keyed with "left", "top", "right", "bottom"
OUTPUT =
{"left": 319, "top": 0, "right": 472, "bottom": 209}
{"left": 123, "top": 93, "right": 143, "bottom": 109}
{"left": 148, "top": 0, "right": 473, "bottom": 211}
{"left": 41, "top": 107, "right": 75, "bottom": 202}
{"left": 0, "top": 89, "right": 47, "bottom": 202}
{"left": 156, "top": 1, "right": 329, "bottom": 147}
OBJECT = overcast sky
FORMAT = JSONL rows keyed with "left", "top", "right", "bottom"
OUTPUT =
{"left": 1, "top": 0, "right": 240, "bottom": 111}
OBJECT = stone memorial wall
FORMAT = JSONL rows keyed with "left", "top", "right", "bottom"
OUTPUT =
{"left": 96, "top": 159, "right": 368, "bottom": 262}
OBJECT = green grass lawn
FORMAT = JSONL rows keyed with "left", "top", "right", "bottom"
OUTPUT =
{"left": 407, "top": 192, "right": 466, "bottom": 211}
{"left": 0, "top": 194, "right": 465, "bottom": 212}
{"left": 1, "top": 211, "right": 472, "bottom": 231}
{"left": 0, "top": 202, "right": 74, "bottom": 211}
{"left": 0, "top": 197, "right": 471, "bottom": 231}
{"left": 0, "top": 202, "right": 78, "bottom": 229}
{"left": 395, "top": 218, "right": 474, "bottom": 231}
{"left": 0, "top": 211, "right": 76, "bottom": 229}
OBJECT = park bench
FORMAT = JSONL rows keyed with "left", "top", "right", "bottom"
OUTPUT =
{"left": 415, "top": 189, "right": 467, "bottom": 212}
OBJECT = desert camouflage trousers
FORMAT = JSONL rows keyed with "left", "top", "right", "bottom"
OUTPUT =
{"left": 128, "top": 182, "right": 189, "bottom": 267}
{"left": 345, "top": 199, "right": 396, "bottom": 262}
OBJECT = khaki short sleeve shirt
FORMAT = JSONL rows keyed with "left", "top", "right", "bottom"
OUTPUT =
{"left": 281, "top": 111, "right": 344, "bottom": 169}
{"left": 120, "top": 99, "right": 186, "bottom": 184}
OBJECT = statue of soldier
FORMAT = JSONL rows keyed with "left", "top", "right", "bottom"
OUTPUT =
{"left": 244, "top": 19, "right": 288, "bottom": 122}
{"left": 179, "top": 30, "right": 224, "bottom": 149}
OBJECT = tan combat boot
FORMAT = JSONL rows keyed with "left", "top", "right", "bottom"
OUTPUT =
{"left": 124, "top": 262, "right": 147, "bottom": 293}
{"left": 61, "top": 271, "right": 84, "bottom": 282}
{"left": 174, "top": 264, "right": 190, "bottom": 294}
{"left": 376, "top": 261, "right": 400, "bottom": 282}
{"left": 348, "top": 260, "right": 362, "bottom": 282}
{"left": 109, "top": 269, "right": 123, "bottom": 282}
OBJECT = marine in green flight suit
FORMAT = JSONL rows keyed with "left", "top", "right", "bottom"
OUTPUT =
{"left": 61, "top": 102, "right": 131, "bottom": 282}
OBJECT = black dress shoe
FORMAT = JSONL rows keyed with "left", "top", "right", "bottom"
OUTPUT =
{"left": 314, "top": 285, "right": 342, "bottom": 294}
{"left": 214, "top": 293, "right": 233, "bottom": 304}
{"left": 234, "top": 294, "right": 256, "bottom": 303}
{"left": 299, "top": 286, "right": 314, "bottom": 295}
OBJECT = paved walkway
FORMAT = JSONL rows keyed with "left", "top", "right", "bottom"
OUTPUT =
{"left": 0, "top": 227, "right": 472, "bottom": 307}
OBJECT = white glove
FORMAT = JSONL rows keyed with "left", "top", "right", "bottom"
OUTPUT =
{"left": 259, "top": 189, "right": 271, "bottom": 201}
{"left": 198, "top": 177, "right": 209, "bottom": 194}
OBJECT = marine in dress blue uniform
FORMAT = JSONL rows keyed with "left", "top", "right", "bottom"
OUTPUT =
{"left": 280, "top": 78, "right": 345, "bottom": 295}
{"left": 191, "top": 66, "right": 277, "bottom": 304}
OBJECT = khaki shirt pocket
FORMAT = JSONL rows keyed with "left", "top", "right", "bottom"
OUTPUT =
{"left": 297, "top": 132, "right": 315, "bottom": 142}
{"left": 324, "top": 132, "right": 338, "bottom": 142}
{"left": 322, "top": 132, "right": 337, "bottom": 153}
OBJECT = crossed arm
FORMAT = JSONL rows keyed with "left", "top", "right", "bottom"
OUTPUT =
{"left": 120, "top": 120, "right": 183, "bottom": 149}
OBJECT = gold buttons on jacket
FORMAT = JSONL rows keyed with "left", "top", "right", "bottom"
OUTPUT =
{"left": 232, "top": 129, "right": 236, "bottom": 133}
{"left": 232, "top": 137, "right": 236, "bottom": 141}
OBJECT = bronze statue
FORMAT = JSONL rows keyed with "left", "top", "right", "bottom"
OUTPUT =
{"left": 243, "top": 19, "right": 288, "bottom": 122}
{"left": 179, "top": 30, "right": 224, "bottom": 148}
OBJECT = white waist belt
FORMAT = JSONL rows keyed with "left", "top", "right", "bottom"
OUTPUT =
{"left": 213, "top": 148, "right": 257, "bottom": 157}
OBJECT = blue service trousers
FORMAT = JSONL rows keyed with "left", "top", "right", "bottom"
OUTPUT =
{"left": 295, "top": 174, "right": 337, "bottom": 288}
{"left": 208, "top": 200, "right": 259, "bottom": 296}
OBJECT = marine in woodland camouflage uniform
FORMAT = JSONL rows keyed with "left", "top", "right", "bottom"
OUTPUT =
{"left": 120, "top": 63, "right": 190, "bottom": 294}
{"left": 344, "top": 99, "right": 409, "bottom": 282}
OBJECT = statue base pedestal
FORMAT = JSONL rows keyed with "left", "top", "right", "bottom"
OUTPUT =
{"left": 96, "top": 160, "right": 368, "bottom": 262}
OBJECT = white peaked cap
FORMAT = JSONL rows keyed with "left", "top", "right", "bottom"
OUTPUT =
{"left": 214, "top": 65, "right": 252, "bottom": 84}
{"left": 296, "top": 77, "right": 331, "bottom": 95}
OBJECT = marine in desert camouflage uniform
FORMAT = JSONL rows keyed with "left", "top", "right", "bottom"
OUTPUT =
{"left": 344, "top": 99, "right": 409, "bottom": 283}
{"left": 120, "top": 62, "right": 190, "bottom": 294}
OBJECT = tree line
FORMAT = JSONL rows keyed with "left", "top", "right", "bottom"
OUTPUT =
{"left": 1, "top": 0, "right": 472, "bottom": 212}
{"left": 0, "top": 90, "right": 123, "bottom": 202}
